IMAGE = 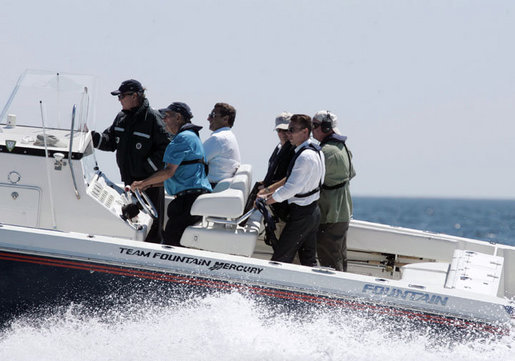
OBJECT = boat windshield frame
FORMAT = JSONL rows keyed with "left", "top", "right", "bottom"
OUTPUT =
{"left": 0, "top": 70, "right": 96, "bottom": 135}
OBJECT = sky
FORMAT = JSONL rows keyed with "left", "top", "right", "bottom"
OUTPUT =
{"left": 0, "top": 0, "right": 514, "bottom": 199}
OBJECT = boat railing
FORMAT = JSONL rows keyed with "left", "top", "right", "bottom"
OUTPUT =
{"left": 204, "top": 208, "right": 258, "bottom": 227}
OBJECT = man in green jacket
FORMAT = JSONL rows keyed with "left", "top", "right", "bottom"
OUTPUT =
{"left": 312, "top": 110, "right": 355, "bottom": 271}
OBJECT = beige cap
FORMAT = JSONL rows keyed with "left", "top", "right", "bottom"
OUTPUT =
{"left": 274, "top": 111, "right": 292, "bottom": 130}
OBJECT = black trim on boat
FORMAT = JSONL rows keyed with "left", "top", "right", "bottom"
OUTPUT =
{"left": 0, "top": 145, "right": 84, "bottom": 159}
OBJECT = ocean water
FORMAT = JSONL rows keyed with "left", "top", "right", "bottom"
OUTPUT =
{"left": 1, "top": 197, "right": 514, "bottom": 361}
{"left": 353, "top": 197, "right": 515, "bottom": 246}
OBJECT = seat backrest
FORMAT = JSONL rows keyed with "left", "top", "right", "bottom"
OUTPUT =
{"left": 213, "top": 177, "right": 233, "bottom": 192}
{"left": 231, "top": 173, "right": 250, "bottom": 200}
{"left": 190, "top": 164, "right": 253, "bottom": 219}
{"left": 235, "top": 164, "right": 252, "bottom": 179}
{"left": 190, "top": 188, "right": 244, "bottom": 218}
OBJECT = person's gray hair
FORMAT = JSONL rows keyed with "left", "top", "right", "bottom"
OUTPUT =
{"left": 313, "top": 110, "right": 337, "bottom": 126}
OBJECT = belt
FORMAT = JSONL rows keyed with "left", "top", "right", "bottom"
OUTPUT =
{"left": 175, "top": 188, "right": 209, "bottom": 198}
{"left": 288, "top": 201, "right": 318, "bottom": 210}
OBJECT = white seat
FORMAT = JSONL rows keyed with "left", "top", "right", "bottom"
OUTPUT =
{"left": 234, "top": 164, "right": 252, "bottom": 179}
{"left": 182, "top": 164, "right": 262, "bottom": 257}
{"left": 213, "top": 177, "right": 233, "bottom": 192}
{"left": 190, "top": 188, "right": 244, "bottom": 219}
{"left": 181, "top": 210, "right": 262, "bottom": 257}
{"left": 190, "top": 165, "right": 252, "bottom": 219}
{"left": 231, "top": 173, "right": 251, "bottom": 200}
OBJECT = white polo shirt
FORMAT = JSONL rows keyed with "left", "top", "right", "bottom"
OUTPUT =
{"left": 203, "top": 127, "right": 241, "bottom": 183}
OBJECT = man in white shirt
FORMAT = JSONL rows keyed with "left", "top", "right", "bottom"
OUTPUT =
{"left": 258, "top": 114, "right": 325, "bottom": 266}
{"left": 203, "top": 103, "right": 241, "bottom": 186}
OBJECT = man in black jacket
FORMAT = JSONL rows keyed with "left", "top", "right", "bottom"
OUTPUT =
{"left": 91, "top": 79, "right": 170, "bottom": 243}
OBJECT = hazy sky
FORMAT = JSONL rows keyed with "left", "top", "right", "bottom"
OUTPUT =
{"left": 1, "top": 0, "right": 514, "bottom": 199}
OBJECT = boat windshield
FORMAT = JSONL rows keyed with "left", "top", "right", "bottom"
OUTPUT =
{"left": 0, "top": 70, "right": 95, "bottom": 133}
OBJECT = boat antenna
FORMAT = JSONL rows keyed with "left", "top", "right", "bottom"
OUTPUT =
{"left": 56, "top": 73, "right": 61, "bottom": 129}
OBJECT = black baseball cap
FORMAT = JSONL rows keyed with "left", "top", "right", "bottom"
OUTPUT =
{"left": 159, "top": 102, "right": 194, "bottom": 121}
{"left": 111, "top": 79, "right": 144, "bottom": 96}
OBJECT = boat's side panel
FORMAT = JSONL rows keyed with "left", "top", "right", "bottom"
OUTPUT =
{"left": 0, "top": 224, "right": 512, "bottom": 328}
{"left": 348, "top": 220, "right": 515, "bottom": 299}
{"left": 0, "top": 250, "right": 507, "bottom": 335}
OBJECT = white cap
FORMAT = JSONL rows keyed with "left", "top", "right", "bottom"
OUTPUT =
{"left": 274, "top": 111, "right": 292, "bottom": 130}
{"left": 313, "top": 110, "right": 341, "bottom": 135}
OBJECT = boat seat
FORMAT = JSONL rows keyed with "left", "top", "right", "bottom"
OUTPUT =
{"left": 180, "top": 210, "right": 262, "bottom": 257}
{"left": 181, "top": 164, "right": 262, "bottom": 257}
{"left": 190, "top": 165, "right": 252, "bottom": 219}
{"left": 400, "top": 262, "right": 450, "bottom": 288}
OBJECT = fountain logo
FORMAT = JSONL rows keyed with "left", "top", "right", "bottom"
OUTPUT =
{"left": 6, "top": 140, "right": 16, "bottom": 152}
{"left": 362, "top": 284, "right": 448, "bottom": 306}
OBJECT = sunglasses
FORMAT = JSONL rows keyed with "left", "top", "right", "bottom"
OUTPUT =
{"left": 312, "top": 122, "right": 321, "bottom": 129}
{"left": 288, "top": 126, "right": 305, "bottom": 133}
{"left": 208, "top": 111, "right": 218, "bottom": 118}
{"left": 118, "top": 92, "right": 134, "bottom": 100}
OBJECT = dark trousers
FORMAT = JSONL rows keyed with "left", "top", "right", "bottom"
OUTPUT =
{"left": 164, "top": 192, "right": 203, "bottom": 246}
{"left": 317, "top": 221, "right": 349, "bottom": 272}
{"left": 144, "top": 186, "right": 164, "bottom": 244}
{"left": 272, "top": 202, "right": 320, "bottom": 266}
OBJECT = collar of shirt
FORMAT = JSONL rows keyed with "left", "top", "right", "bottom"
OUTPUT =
{"left": 294, "top": 139, "right": 313, "bottom": 153}
{"left": 212, "top": 126, "right": 231, "bottom": 134}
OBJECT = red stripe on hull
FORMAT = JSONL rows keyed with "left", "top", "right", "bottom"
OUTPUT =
{"left": 0, "top": 251, "right": 506, "bottom": 335}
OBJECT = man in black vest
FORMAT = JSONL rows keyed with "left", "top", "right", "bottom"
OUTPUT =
{"left": 312, "top": 110, "right": 355, "bottom": 271}
{"left": 91, "top": 79, "right": 170, "bottom": 243}
{"left": 258, "top": 114, "right": 325, "bottom": 266}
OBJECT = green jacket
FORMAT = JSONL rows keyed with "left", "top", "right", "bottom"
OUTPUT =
{"left": 318, "top": 136, "right": 355, "bottom": 224}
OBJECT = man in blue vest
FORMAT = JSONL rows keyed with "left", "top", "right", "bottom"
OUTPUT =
{"left": 131, "top": 102, "right": 212, "bottom": 246}
{"left": 258, "top": 114, "right": 325, "bottom": 266}
{"left": 312, "top": 110, "right": 355, "bottom": 271}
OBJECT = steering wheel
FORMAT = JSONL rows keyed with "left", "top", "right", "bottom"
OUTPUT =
{"left": 134, "top": 188, "right": 158, "bottom": 218}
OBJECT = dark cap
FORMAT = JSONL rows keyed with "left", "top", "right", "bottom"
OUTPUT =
{"left": 159, "top": 102, "right": 194, "bottom": 121}
{"left": 111, "top": 79, "right": 144, "bottom": 96}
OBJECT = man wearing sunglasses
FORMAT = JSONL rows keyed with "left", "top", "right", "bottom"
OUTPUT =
{"left": 312, "top": 110, "right": 355, "bottom": 272}
{"left": 203, "top": 102, "right": 241, "bottom": 187}
{"left": 258, "top": 114, "right": 325, "bottom": 267}
{"left": 91, "top": 79, "right": 170, "bottom": 244}
{"left": 131, "top": 102, "right": 211, "bottom": 246}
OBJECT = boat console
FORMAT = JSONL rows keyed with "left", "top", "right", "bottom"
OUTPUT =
{"left": 0, "top": 71, "right": 153, "bottom": 241}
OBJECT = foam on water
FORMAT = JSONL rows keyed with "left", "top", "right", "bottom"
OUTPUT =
{"left": 1, "top": 292, "right": 513, "bottom": 361}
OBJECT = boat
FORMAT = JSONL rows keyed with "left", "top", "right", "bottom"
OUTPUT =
{"left": 1, "top": 70, "right": 514, "bottom": 335}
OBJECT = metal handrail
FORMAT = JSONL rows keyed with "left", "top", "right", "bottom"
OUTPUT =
{"left": 205, "top": 208, "right": 258, "bottom": 226}
{"left": 68, "top": 104, "right": 80, "bottom": 199}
